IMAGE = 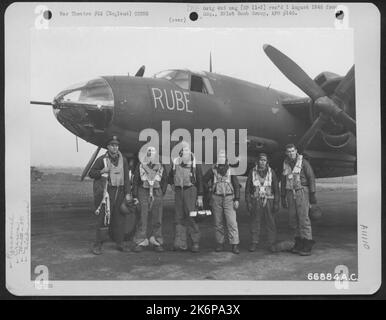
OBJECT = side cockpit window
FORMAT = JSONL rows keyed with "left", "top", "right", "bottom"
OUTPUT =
{"left": 190, "top": 75, "right": 214, "bottom": 95}
{"left": 153, "top": 70, "right": 214, "bottom": 94}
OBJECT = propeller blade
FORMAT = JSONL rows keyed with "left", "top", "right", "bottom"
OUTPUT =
{"left": 135, "top": 65, "right": 145, "bottom": 77}
{"left": 335, "top": 109, "right": 356, "bottom": 135}
{"left": 263, "top": 44, "right": 325, "bottom": 101}
{"left": 30, "top": 101, "right": 53, "bottom": 106}
{"left": 80, "top": 146, "right": 101, "bottom": 181}
{"left": 297, "top": 114, "right": 329, "bottom": 152}
{"left": 330, "top": 65, "right": 355, "bottom": 113}
{"left": 263, "top": 44, "right": 357, "bottom": 146}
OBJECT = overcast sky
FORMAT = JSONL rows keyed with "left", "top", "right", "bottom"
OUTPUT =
{"left": 30, "top": 27, "right": 353, "bottom": 167}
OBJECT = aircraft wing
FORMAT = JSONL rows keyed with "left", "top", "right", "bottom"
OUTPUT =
{"left": 244, "top": 134, "right": 356, "bottom": 178}
{"left": 304, "top": 150, "right": 356, "bottom": 178}
{"left": 281, "top": 97, "right": 312, "bottom": 122}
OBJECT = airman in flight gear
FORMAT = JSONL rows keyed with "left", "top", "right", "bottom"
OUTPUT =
{"left": 132, "top": 146, "right": 168, "bottom": 252}
{"left": 203, "top": 149, "right": 241, "bottom": 254}
{"left": 89, "top": 135, "right": 131, "bottom": 255}
{"left": 169, "top": 141, "right": 204, "bottom": 253}
{"left": 245, "top": 153, "right": 280, "bottom": 252}
{"left": 281, "top": 144, "right": 317, "bottom": 256}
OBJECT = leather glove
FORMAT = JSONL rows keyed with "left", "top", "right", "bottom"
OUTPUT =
{"left": 233, "top": 200, "right": 239, "bottom": 210}
{"left": 309, "top": 192, "right": 317, "bottom": 204}
{"left": 281, "top": 197, "right": 288, "bottom": 209}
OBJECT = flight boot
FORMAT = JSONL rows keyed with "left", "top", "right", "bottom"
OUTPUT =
{"left": 232, "top": 244, "right": 240, "bottom": 254}
{"left": 133, "top": 244, "right": 145, "bottom": 253}
{"left": 269, "top": 243, "right": 278, "bottom": 253}
{"left": 249, "top": 243, "right": 258, "bottom": 252}
{"left": 215, "top": 243, "right": 224, "bottom": 252}
{"left": 116, "top": 243, "right": 131, "bottom": 253}
{"left": 291, "top": 237, "right": 303, "bottom": 254}
{"left": 154, "top": 245, "right": 165, "bottom": 252}
{"left": 92, "top": 243, "right": 102, "bottom": 255}
{"left": 191, "top": 243, "right": 200, "bottom": 253}
{"left": 172, "top": 246, "right": 188, "bottom": 252}
{"left": 299, "top": 239, "right": 315, "bottom": 256}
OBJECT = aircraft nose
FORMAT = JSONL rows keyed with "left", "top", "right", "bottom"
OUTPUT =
{"left": 54, "top": 106, "right": 91, "bottom": 138}
{"left": 53, "top": 78, "right": 114, "bottom": 140}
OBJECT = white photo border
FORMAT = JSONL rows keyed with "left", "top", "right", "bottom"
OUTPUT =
{"left": 4, "top": 2, "right": 381, "bottom": 295}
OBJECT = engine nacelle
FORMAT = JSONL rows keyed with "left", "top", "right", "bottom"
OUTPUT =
{"left": 313, "top": 72, "right": 356, "bottom": 151}
{"left": 314, "top": 71, "right": 356, "bottom": 119}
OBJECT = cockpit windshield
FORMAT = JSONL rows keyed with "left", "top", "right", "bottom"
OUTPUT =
{"left": 153, "top": 70, "right": 190, "bottom": 90}
{"left": 153, "top": 70, "right": 178, "bottom": 80}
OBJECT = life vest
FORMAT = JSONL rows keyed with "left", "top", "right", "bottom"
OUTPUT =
{"left": 213, "top": 167, "right": 234, "bottom": 196}
{"left": 283, "top": 154, "right": 303, "bottom": 191}
{"left": 173, "top": 153, "right": 196, "bottom": 187}
{"left": 139, "top": 162, "right": 163, "bottom": 189}
{"left": 104, "top": 151, "right": 124, "bottom": 187}
{"left": 252, "top": 166, "right": 274, "bottom": 201}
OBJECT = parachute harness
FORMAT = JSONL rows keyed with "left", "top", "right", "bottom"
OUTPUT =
{"left": 140, "top": 162, "right": 163, "bottom": 210}
{"left": 283, "top": 155, "right": 303, "bottom": 200}
{"left": 252, "top": 167, "right": 274, "bottom": 207}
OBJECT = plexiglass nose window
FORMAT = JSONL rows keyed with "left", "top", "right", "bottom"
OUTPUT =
{"left": 57, "top": 78, "right": 114, "bottom": 107}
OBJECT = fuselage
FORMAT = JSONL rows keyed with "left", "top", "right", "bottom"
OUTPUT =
{"left": 53, "top": 69, "right": 356, "bottom": 177}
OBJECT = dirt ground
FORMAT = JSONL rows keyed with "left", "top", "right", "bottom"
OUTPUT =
{"left": 31, "top": 174, "right": 357, "bottom": 281}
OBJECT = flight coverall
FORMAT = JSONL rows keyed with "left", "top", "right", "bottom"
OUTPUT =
{"left": 245, "top": 166, "right": 280, "bottom": 245}
{"left": 203, "top": 165, "right": 240, "bottom": 245}
{"left": 132, "top": 162, "right": 168, "bottom": 246}
{"left": 169, "top": 156, "right": 204, "bottom": 250}
{"left": 281, "top": 155, "right": 316, "bottom": 240}
{"left": 124, "top": 166, "right": 139, "bottom": 240}
{"left": 89, "top": 152, "right": 130, "bottom": 247}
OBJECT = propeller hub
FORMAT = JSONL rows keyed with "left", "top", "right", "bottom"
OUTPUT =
{"left": 314, "top": 96, "right": 342, "bottom": 118}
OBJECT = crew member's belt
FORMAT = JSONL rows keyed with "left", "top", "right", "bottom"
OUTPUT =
{"left": 175, "top": 185, "right": 193, "bottom": 190}
{"left": 286, "top": 185, "right": 309, "bottom": 192}
{"left": 213, "top": 193, "right": 234, "bottom": 197}
{"left": 286, "top": 187, "right": 304, "bottom": 192}
{"left": 108, "top": 184, "right": 124, "bottom": 188}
